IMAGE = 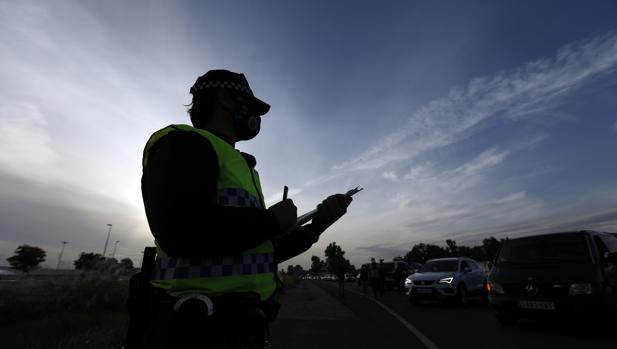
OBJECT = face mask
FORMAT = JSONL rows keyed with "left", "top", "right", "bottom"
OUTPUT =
{"left": 233, "top": 105, "right": 261, "bottom": 141}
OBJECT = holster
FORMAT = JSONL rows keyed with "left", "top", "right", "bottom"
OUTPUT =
{"left": 260, "top": 292, "right": 281, "bottom": 322}
{"left": 143, "top": 290, "right": 275, "bottom": 349}
{"left": 124, "top": 247, "right": 157, "bottom": 349}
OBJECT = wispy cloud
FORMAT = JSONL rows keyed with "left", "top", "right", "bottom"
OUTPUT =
{"left": 319, "top": 138, "right": 547, "bottom": 259}
{"left": 354, "top": 244, "right": 408, "bottom": 259}
{"left": 458, "top": 148, "right": 508, "bottom": 176}
{"left": 0, "top": 103, "right": 59, "bottom": 180}
{"left": 443, "top": 207, "right": 617, "bottom": 246}
{"left": 384, "top": 145, "right": 517, "bottom": 210}
{"left": 333, "top": 33, "right": 617, "bottom": 173}
{"left": 382, "top": 171, "right": 399, "bottom": 181}
{"left": 355, "top": 203, "right": 617, "bottom": 259}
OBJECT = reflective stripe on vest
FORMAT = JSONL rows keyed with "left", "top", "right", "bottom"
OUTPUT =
{"left": 152, "top": 252, "right": 274, "bottom": 280}
{"left": 216, "top": 188, "right": 261, "bottom": 208}
{"left": 144, "top": 124, "right": 276, "bottom": 300}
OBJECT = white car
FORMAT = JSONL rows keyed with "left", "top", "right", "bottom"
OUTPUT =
{"left": 405, "top": 257, "right": 486, "bottom": 305}
{"left": 321, "top": 274, "right": 337, "bottom": 281}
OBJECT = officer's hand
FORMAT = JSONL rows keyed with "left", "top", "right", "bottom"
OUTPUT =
{"left": 268, "top": 199, "right": 297, "bottom": 232}
{"left": 312, "top": 194, "right": 353, "bottom": 231}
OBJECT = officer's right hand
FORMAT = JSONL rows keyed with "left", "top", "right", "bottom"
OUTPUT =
{"left": 268, "top": 199, "right": 297, "bottom": 232}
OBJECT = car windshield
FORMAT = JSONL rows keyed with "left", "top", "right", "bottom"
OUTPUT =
{"left": 498, "top": 233, "right": 591, "bottom": 263}
{"left": 418, "top": 260, "right": 458, "bottom": 273}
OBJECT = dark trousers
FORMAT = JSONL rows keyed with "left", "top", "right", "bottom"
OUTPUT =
{"left": 140, "top": 292, "right": 273, "bottom": 349}
{"left": 370, "top": 278, "right": 383, "bottom": 299}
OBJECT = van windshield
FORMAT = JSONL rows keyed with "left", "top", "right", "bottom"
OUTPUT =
{"left": 498, "top": 233, "right": 591, "bottom": 263}
{"left": 418, "top": 260, "right": 458, "bottom": 272}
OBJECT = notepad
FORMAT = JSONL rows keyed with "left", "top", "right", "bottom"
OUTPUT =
{"left": 272, "top": 186, "right": 363, "bottom": 241}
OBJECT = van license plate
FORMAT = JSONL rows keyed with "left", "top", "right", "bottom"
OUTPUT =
{"left": 518, "top": 301, "right": 555, "bottom": 310}
{"left": 415, "top": 288, "right": 432, "bottom": 294}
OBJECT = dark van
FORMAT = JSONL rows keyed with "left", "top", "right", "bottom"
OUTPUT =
{"left": 487, "top": 230, "right": 617, "bottom": 324}
{"left": 381, "top": 260, "right": 410, "bottom": 290}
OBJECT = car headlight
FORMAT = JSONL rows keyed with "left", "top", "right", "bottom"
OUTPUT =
{"left": 569, "top": 283, "right": 592, "bottom": 295}
{"left": 487, "top": 282, "right": 504, "bottom": 294}
{"left": 438, "top": 277, "right": 454, "bottom": 284}
{"left": 404, "top": 278, "right": 412, "bottom": 285}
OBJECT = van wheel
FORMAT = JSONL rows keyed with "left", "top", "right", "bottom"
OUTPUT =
{"left": 458, "top": 284, "right": 469, "bottom": 306}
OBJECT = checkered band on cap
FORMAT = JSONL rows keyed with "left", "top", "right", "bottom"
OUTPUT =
{"left": 217, "top": 188, "right": 262, "bottom": 209}
{"left": 151, "top": 253, "right": 274, "bottom": 280}
{"left": 190, "top": 80, "right": 254, "bottom": 96}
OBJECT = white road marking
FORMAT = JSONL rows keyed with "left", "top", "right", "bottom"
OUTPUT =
{"left": 370, "top": 298, "right": 441, "bottom": 349}
{"left": 332, "top": 284, "right": 441, "bottom": 349}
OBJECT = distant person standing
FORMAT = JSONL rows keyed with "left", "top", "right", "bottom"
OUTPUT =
{"left": 378, "top": 259, "right": 386, "bottom": 298}
{"left": 359, "top": 264, "right": 369, "bottom": 296}
{"left": 368, "top": 258, "right": 381, "bottom": 299}
{"left": 394, "top": 263, "right": 406, "bottom": 292}
{"left": 336, "top": 265, "right": 346, "bottom": 298}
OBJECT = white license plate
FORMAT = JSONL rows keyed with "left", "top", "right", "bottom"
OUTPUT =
{"left": 415, "top": 288, "right": 432, "bottom": 294}
{"left": 518, "top": 301, "right": 555, "bottom": 310}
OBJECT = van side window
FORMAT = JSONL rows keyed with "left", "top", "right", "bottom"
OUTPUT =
{"left": 594, "top": 236, "right": 609, "bottom": 256}
{"left": 460, "top": 260, "right": 470, "bottom": 271}
{"left": 599, "top": 235, "right": 617, "bottom": 253}
{"left": 468, "top": 260, "right": 480, "bottom": 270}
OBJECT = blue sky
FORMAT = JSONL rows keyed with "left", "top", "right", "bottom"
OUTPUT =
{"left": 1, "top": 0, "right": 616, "bottom": 268}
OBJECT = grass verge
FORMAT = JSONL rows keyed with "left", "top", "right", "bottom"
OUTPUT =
{"left": 0, "top": 274, "right": 129, "bottom": 348}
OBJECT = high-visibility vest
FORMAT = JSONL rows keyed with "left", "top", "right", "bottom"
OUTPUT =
{"left": 143, "top": 124, "right": 277, "bottom": 301}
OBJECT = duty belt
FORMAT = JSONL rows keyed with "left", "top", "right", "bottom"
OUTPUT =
{"left": 152, "top": 252, "right": 274, "bottom": 280}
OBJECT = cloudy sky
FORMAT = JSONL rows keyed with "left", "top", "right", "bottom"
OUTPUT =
{"left": 1, "top": 0, "right": 617, "bottom": 269}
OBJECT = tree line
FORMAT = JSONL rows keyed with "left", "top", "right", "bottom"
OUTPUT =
{"left": 403, "top": 237, "right": 502, "bottom": 264}
{"left": 5, "top": 244, "right": 135, "bottom": 274}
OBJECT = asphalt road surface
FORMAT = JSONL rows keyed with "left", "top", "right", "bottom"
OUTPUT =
{"left": 270, "top": 280, "right": 617, "bottom": 349}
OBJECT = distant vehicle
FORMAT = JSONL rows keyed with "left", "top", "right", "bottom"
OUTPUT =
{"left": 354, "top": 260, "right": 415, "bottom": 289}
{"left": 344, "top": 273, "right": 356, "bottom": 282}
{"left": 408, "top": 262, "right": 423, "bottom": 273}
{"left": 406, "top": 257, "right": 486, "bottom": 305}
{"left": 380, "top": 260, "right": 411, "bottom": 290}
{"left": 487, "top": 230, "right": 617, "bottom": 325}
{"left": 322, "top": 274, "right": 336, "bottom": 281}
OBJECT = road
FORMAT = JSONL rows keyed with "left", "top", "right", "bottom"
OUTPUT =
{"left": 270, "top": 280, "right": 617, "bottom": 349}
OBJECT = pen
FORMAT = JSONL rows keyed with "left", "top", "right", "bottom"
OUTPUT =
{"left": 283, "top": 185, "right": 288, "bottom": 200}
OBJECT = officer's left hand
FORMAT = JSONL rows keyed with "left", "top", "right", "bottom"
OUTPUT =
{"left": 312, "top": 194, "right": 353, "bottom": 231}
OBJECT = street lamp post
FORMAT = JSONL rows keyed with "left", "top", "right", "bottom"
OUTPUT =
{"left": 56, "top": 241, "right": 68, "bottom": 270}
{"left": 102, "top": 223, "right": 112, "bottom": 257}
{"left": 111, "top": 240, "right": 120, "bottom": 259}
